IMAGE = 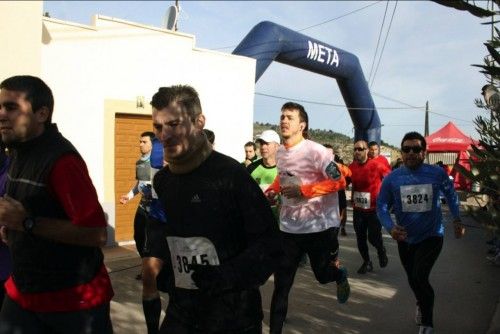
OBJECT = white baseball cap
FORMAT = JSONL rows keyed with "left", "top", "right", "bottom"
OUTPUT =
{"left": 256, "top": 130, "right": 280, "bottom": 144}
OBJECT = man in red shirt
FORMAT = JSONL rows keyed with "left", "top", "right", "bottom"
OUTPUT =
{"left": 349, "top": 140, "right": 390, "bottom": 274}
{"left": 368, "top": 141, "right": 391, "bottom": 170}
{"left": 0, "top": 75, "right": 113, "bottom": 333}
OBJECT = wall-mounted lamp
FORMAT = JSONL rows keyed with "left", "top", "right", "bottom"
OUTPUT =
{"left": 136, "top": 96, "right": 145, "bottom": 109}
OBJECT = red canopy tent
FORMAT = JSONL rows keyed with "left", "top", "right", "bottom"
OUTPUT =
{"left": 426, "top": 121, "right": 478, "bottom": 152}
{"left": 425, "top": 121, "right": 479, "bottom": 190}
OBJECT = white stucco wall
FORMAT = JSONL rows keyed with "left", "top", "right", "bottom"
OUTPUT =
{"left": 41, "top": 15, "right": 256, "bottom": 200}
{"left": 0, "top": 3, "right": 256, "bottom": 242}
{"left": 0, "top": 1, "right": 43, "bottom": 79}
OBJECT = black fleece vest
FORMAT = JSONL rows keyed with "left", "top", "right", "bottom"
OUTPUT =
{"left": 6, "top": 124, "right": 103, "bottom": 293}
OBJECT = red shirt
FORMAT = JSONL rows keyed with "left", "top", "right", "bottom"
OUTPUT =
{"left": 372, "top": 155, "right": 391, "bottom": 170}
{"left": 349, "top": 158, "right": 390, "bottom": 212}
{"left": 5, "top": 154, "right": 114, "bottom": 312}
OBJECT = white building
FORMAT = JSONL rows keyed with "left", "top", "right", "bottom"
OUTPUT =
{"left": 0, "top": 1, "right": 256, "bottom": 244}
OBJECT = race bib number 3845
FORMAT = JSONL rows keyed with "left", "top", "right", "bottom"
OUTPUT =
{"left": 400, "top": 184, "right": 433, "bottom": 213}
{"left": 167, "top": 236, "right": 220, "bottom": 289}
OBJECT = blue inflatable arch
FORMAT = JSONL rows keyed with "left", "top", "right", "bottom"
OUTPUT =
{"left": 232, "top": 21, "right": 381, "bottom": 143}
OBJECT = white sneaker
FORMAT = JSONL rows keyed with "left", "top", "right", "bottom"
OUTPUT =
{"left": 418, "top": 325, "right": 433, "bottom": 334}
{"left": 415, "top": 305, "right": 422, "bottom": 325}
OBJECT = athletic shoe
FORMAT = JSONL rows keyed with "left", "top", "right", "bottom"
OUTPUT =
{"left": 340, "top": 227, "right": 347, "bottom": 236}
{"left": 418, "top": 325, "right": 433, "bottom": 334}
{"left": 415, "top": 305, "right": 422, "bottom": 325}
{"left": 378, "top": 247, "right": 388, "bottom": 268}
{"left": 336, "top": 267, "right": 350, "bottom": 304}
{"left": 357, "top": 261, "right": 373, "bottom": 274}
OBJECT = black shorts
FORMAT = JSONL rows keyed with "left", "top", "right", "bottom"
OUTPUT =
{"left": 143, "top": 218, "right": 169, "bottom": 260}
{"left": 338, "top": 190, "right": 347, "bottom": 210}
{"left": 143, "top": 218, "right": 173, "bottom": 293}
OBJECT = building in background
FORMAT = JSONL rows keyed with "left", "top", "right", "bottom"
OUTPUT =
{"left": 0, "top": 1, "right": 256, "bottom": 244}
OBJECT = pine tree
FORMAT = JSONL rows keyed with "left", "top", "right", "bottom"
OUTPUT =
{"left": 442, "top": 1, "right": 500, "bottom": 237}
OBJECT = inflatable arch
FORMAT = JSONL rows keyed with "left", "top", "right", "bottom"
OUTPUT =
{"left": 233, "top": 21, "right": 381, "bottom": 143}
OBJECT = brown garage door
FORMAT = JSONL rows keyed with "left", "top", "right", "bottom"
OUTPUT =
{"left": 114, "top": 114, "right": 154, "bottom": 242}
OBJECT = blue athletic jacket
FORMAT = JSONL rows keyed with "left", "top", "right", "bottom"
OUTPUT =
{"left": 377, "top": 163, "right": 460, "bottom": 244}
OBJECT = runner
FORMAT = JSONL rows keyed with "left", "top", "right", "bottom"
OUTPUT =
{"left": 149, "top": 84, "right": 282, "bottom": 333}
{"left": 0, "top": 75, "right": 113, "bottom": 333}
{"left": 368, "top": 141, "right": 391, "bottom": 169}
{"left": 266, "top": 102, "right": 350, "bottom": 334}
{"left": 377, "top": 131, "right": 465, "bottom": 334}
{"left": 349, "top": 140, "right": 390, "bottom": 274}
{"left": 119, "top": 131, "right": 155, "bottom": 280}
{"left": 247, "top": 129, "right": 280, "bottom": 220}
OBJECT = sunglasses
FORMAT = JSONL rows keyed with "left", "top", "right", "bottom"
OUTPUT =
{"left": 401, "top": 146, "right": 423, "bottom": 153}
{"left": 354, "top": 147, "right": 366, "bottom": 152}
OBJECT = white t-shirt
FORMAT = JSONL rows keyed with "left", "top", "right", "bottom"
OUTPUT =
{"left": 277, "top": 139, "right": 340, "bottom": 233}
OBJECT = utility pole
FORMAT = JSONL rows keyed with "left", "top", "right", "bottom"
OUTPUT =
{"left": 424, "top": 101, "right": 429, "bottom": 136}
{"left": 175, "top": 0, "right": 179, "bottom": 31}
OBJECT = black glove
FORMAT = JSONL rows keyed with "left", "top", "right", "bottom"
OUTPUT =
{"left": 189, "top": 264, "right": 235, "bottom": 295}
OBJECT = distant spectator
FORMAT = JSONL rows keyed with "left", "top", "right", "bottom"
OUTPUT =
{"left": 242, "top": 141, "right": 258, "bottom": 167}
{"left": 392, "top": 157, "right": 403, "bottom": 170}
{"left": 436, "top": 161, "right": 452, "bottom": 176}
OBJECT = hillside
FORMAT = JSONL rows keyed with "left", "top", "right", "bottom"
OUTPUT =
{"left": 253, "top": 122, "right": 401, "bottom": 165}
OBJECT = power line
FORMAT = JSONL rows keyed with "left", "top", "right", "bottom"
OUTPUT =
{"left": 372, "top": 91, "right": 421, "bottom": 108}
{"left": 370, "top": 1, "right": 398, "bottom": 88}
{"left": 255, "top": 92, "right": 422, "bottom": 110}
{"left": 255, "top": 91, "right": 475, "bottom": 123}
{"left": 297, "top": 1, "right": 383, "bottom": 32}
{"left": 383, "top": 123, "right": 473, "bottom": 127}
{"left": 427, "top": 110, "right": 474, "bottom": 123}
{"left": 367, "top": 1, "right": 389, "bottom": 85}
{"left": 212, "top": 1, "right": 383, "bottom": 51}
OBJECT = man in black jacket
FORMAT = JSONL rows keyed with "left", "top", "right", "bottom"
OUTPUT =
{"left": 149, "top": 85, "right": 283, "bottom": 333}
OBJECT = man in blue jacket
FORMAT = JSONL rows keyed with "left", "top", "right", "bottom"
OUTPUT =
{"left": 377, "top": 131, "right": 465, "bottom": 334}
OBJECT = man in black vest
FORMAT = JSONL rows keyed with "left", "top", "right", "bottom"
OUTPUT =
{"left": 0, "top": 75, "right": 113, "bottom": 333}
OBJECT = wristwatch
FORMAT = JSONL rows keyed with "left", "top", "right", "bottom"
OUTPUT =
{"left": 22, "top": 216, "right": 36, "bottom": 234}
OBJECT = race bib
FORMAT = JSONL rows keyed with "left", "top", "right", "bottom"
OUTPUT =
{"left": 353, "top": 191, "right": 371, "bottom": 209}
{"left": 400, "top": 184, "right": 433, "bottom": 212}
{"left": 166, "top": 236, "right": 220, "bottom": 289}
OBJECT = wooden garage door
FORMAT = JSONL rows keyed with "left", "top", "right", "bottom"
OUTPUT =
{"left": 114, "top": 114, "right": 154, "bottom": 242}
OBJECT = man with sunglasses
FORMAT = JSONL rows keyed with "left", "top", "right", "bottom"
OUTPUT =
{"left": 377, "top": 131, "right": 465, "bottom": 334}
{"left": 349, "top": 140, "right": 390, "bottom": 274}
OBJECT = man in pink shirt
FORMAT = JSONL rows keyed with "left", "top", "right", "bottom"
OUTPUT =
{"left": 266, "top": 102, "right": 350, "bottom": 334}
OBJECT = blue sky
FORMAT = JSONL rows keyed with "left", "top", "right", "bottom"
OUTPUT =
{"left": 43, "top": 1, "right": 493, "bottom": 146}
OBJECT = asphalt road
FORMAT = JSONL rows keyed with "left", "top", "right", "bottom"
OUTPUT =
{"left": 105, "top": 209, "right": 500, "bottom": 334}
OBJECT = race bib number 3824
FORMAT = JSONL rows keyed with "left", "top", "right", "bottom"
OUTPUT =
{"left": 166, "top": 236, "right": 220, "bottom": 289}
{"left": 400, "top": 184, "right": 433, "bottom": 213}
